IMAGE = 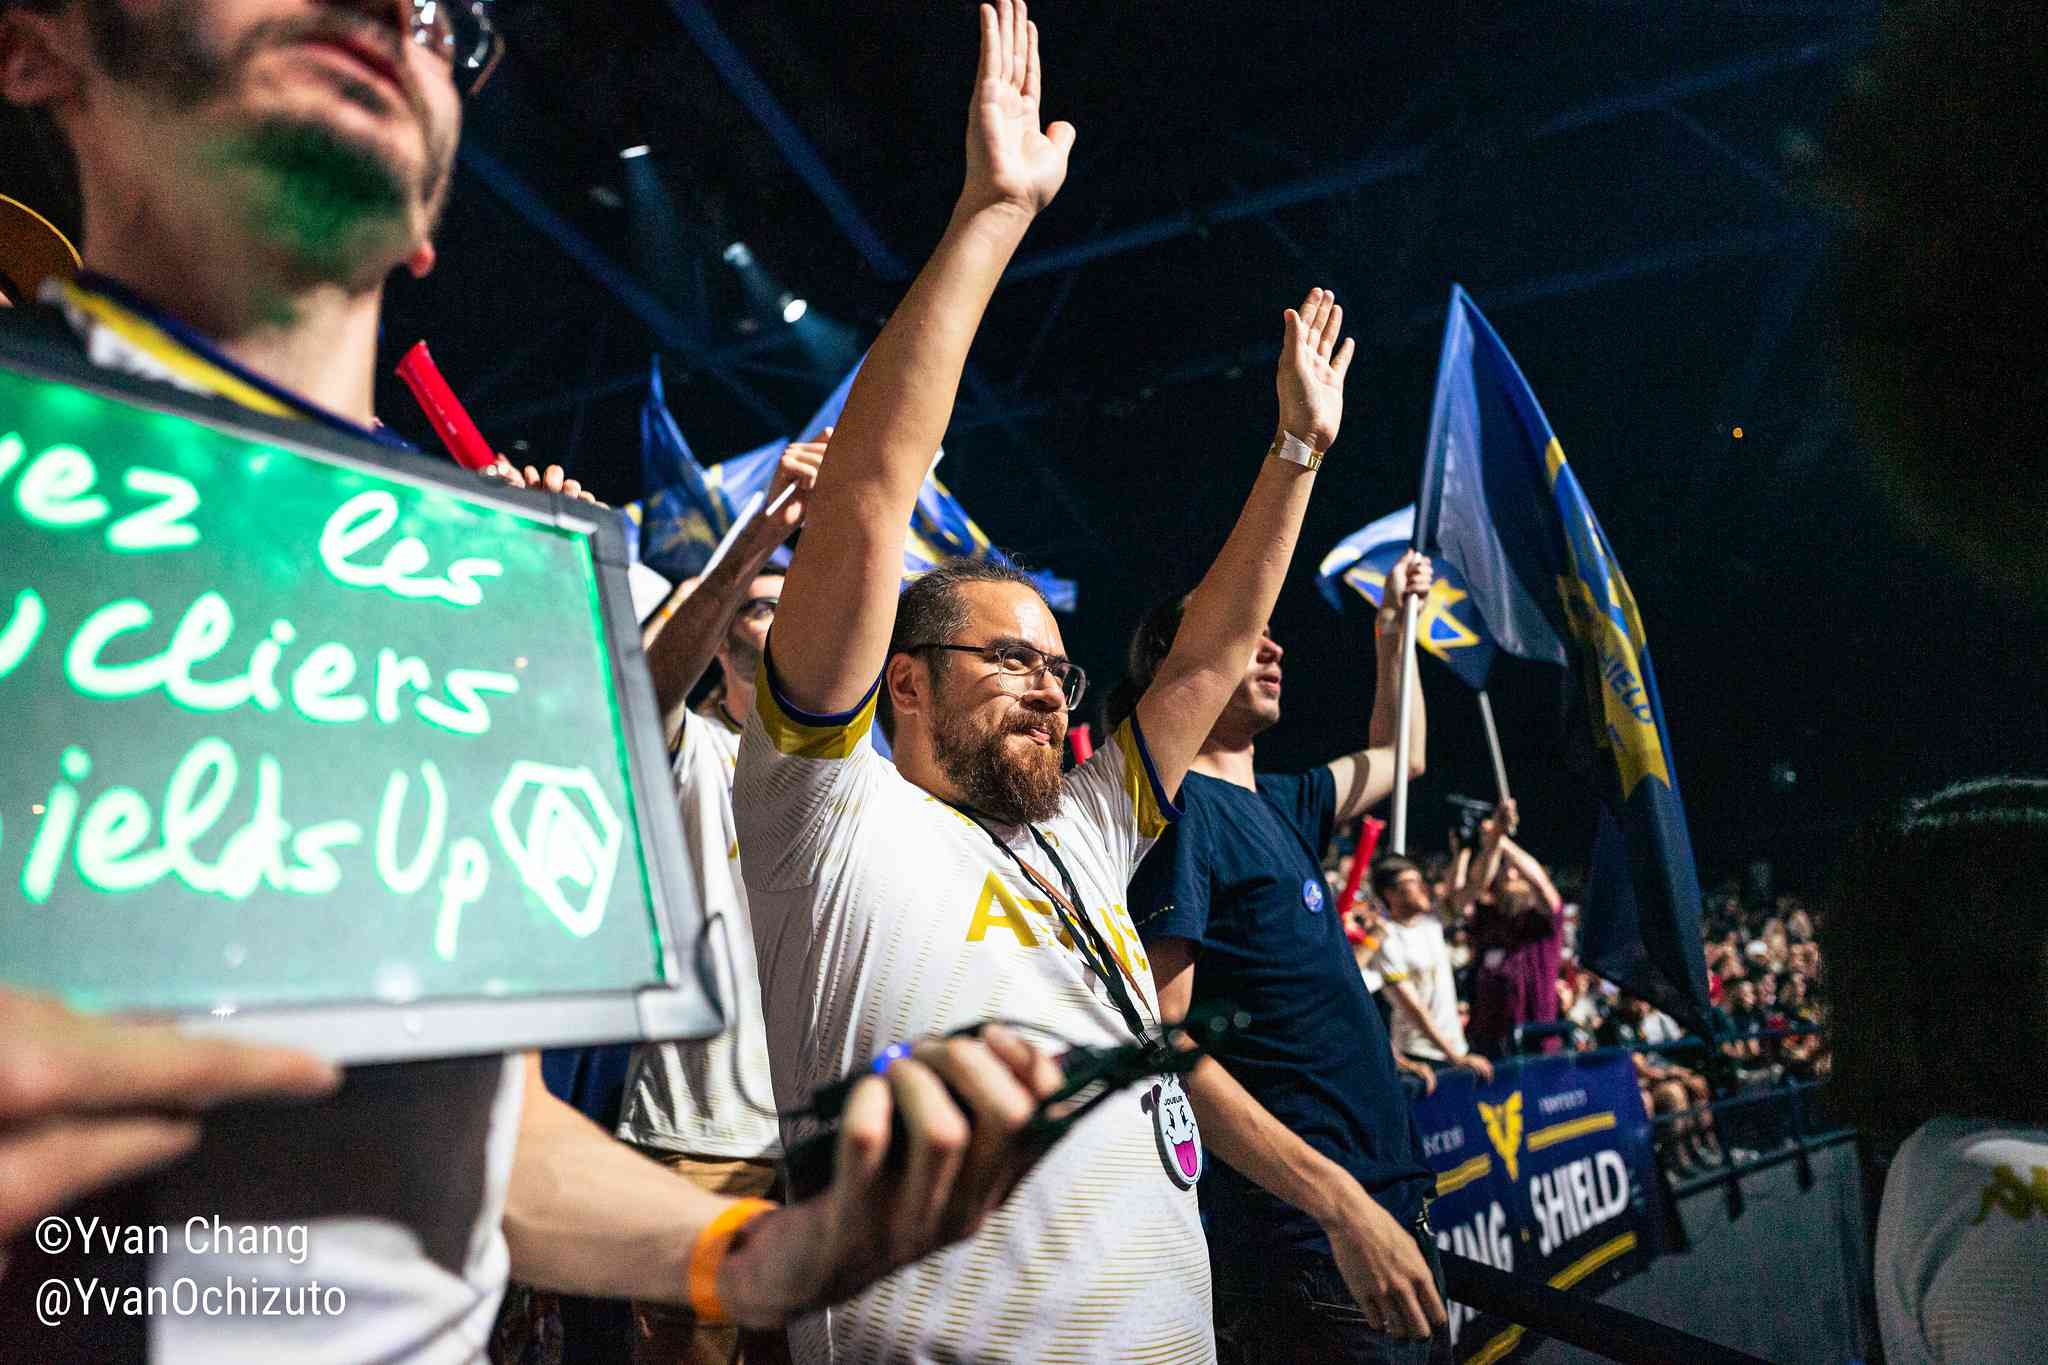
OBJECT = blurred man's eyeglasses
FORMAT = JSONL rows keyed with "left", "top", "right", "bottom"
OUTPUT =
{"left": 736, "top": 597, "right": 779, "bottom": 625}
{"left": 909, "top": 641, "right": 1088, "bottom": 711}
{"left": 410, "top": 0, "right": 503, "bottom": 95}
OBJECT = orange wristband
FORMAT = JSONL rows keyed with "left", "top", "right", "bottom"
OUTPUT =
{"left": 687, "top": 1198, "right": 777, "bottom": 1324}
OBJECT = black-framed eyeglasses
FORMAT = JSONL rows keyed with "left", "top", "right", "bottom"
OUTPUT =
{"left": 909, "top": 641, "right": 1088, "bottom": 710}
{"left": 409, "top": 0, "right": 503, "bottom": 95}
{"left": 735, "top": 596, "right": 779, "bottom": 624}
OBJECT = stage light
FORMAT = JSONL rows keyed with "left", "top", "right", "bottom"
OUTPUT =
{"left": 619, "top": 144, "right": 651, "bottom": 160}
{"left": 722, "top": 241, "right": 753, "bottom": 268}
{"left": 780, "top": 294, "right": 808, "bottom": 324}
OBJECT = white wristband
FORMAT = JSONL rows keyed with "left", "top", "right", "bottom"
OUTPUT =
{"left": 1268, "top": 431, "right": 1324, "bottom": 471}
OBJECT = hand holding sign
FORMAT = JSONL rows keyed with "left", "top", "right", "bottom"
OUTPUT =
{"left": 0, "top": 990, "right": 337, "bottom": 1244}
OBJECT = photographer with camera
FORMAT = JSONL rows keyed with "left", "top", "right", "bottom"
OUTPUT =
{"left": 1450, "top": 800, "right": 1566, "bottom": 1058}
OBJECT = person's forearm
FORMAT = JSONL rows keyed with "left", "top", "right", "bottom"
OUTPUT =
{"left": 1447, "top": 849, "right": 1485, "bottom": 916}
{"left": 1475, "top": 835, "right": 1508, "bottom": 892}
{"left": 771, "top": 205, "right": 1029, "bottom": 713}
{"left": 1389, "top": 982, "right": 1462, "bottom": 1061}
{"left": 505, "top": 1066, "right": 732, "bottom": 1304}
{"left": 1499, "top": 836, "right": 1561, "bottom": 910}
{"left": 1184, "top": 1054, "right": 1360, "bottom": 1227}
{"left": 1368, "top": 620, "right": 1403, "bottom": 751}
{"left": 1330, "top": 619, "right": 1425, "bottom": 820}
{"left": 642, "top": 531, "right": 782, "bottom": 742}
{"left": 1138, "top": 451, "right": 1318, "bottom": 786}
{"left": 821, "top": 205, "right": 1023, "bottom": 511}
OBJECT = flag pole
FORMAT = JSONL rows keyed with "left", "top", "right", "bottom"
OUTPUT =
{"left": 1477, "top": 689, "right": 1512, "bottom": 807}
{"left": 1389, "top": 593, "right": 1421, "bottom": 854}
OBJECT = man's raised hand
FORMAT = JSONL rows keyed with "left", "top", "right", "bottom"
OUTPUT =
{"left": 764, "top": 428, "right": 829, "bottom": 535}
{"left": 961, "top": 0, "right": 1075, "bottom": 221}
{"left": 1276, "top": 287, "right": 1357, "bottom": 455}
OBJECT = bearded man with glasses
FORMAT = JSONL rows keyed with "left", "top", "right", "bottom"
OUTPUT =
{"left": 0, "top": 3, "right": 1067, "bottom": 1360}
{"left": 729, "top": 7, "right": 1373, "bottom": 1359}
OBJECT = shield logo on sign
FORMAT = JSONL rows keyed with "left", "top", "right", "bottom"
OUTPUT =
{"left": 490, "top": 762, "right": 624, "bottom": 938}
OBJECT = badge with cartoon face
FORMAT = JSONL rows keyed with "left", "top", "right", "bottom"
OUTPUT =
{"left": 1144, "top": 1075, "right": 1203, "bottom": 1188}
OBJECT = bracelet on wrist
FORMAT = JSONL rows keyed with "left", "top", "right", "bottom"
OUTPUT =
{"left": 1267, "top": 430, "right": 1325, "bottom": 471}
{"left": 687, "top": 1197, "right": 778, "bottom": 1324}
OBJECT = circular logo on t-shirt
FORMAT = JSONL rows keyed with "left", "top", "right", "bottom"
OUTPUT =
{"left": 1302, "top": 878, "right": 1325, "bottom": 913}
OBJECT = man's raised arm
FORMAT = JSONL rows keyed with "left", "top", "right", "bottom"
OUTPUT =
{"left": 1134, "top": 288, "right": 1355, "bottom": 796}
{"left": 641, "top": 437, "right": 824, "bottom": 745}
{"left": 770, "top": 0, "right": 1072, "bottom": 714}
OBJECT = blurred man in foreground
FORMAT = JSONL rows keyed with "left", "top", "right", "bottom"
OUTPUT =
{"left": 0, "top": 1, "right": 1060, "bottom": 1357}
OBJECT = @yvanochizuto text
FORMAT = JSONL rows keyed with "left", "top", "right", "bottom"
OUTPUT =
{"left": 34, "top": 1276, "right": 346, "bottom": 1327}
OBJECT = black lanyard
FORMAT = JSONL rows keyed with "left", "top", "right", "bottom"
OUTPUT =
{"left": 950, "top": 805, "right": 1153, "bottom": 1046}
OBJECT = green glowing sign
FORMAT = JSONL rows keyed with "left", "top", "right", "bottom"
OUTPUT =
{"left": 0, "top": 357, "right": 700, "bottom": 1050}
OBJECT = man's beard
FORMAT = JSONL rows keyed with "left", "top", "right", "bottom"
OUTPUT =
{"left": 86, "top": 0, "right": 453, "bottom": 279}
{"left": 931, "top": 699, "right": 1065, "bottom": 826}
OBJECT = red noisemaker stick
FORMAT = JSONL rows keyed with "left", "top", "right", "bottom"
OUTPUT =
{"left": 396, "top": 340, "right": 499, "bottom": 472}
{"left": 1341, "top": 816, "right": 1384, "bottom": 912}
{"left": 1067, "top": 723, "right": 1094, "bottom": 765}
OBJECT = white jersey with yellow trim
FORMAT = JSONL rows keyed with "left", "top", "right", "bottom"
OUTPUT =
{"left": 1875, "top": 1116, "right": 2048, "bottom": 1365}
{"left": 618, "top": 708, "right": 782, "bottom": 1159}
{"left": 733, "top": 660, "right": 1215, "bottom": 1365}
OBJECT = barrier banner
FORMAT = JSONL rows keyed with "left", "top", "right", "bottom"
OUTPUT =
{"left": 1412, "top": 1049, "right": 1661, "bottom": 1362}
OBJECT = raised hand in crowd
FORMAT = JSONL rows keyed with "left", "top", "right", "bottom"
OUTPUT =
{"left": 1376, "top": 550, "right": 1434, "bottom": 633}
{"left": 960, "top": 0, "right": 1075, "bottom": 222}
{"left": 0, "top": 991, "right": 337, "bottom": 1252}
{"left": 641, "top": 431, "right": 830, "bottom": 742}
{"left": 761, "top": 428, "right": 828, "bottom": 536}
{"left": 1329, "top": 547, "right": 1434, "bottom": 822}
{"left": 1274, "top": 286, "right": 1356, "bottom": 457}
{"left": 481, "top": 458, "right": 605, "bottom": 506}
{"left": 770, "top": 0, "right": 1073, "bottom": 718}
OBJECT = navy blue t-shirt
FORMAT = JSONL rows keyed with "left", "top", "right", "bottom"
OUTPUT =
{"left": 1131, "top": 768, "right": 1432, "bottom": 1267}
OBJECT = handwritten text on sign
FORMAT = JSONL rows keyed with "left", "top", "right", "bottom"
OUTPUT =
{"left": 0, "top": 369, "right": 656, "bottom": 1014}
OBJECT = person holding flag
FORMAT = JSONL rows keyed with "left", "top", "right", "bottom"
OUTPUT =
{"left": 632, "top": 356, "right": 1075, "bottom": 609}
{"left": 1116, "top": 552, "right": 1451, "bottom": 1361}
{"left": 1373, "top": 284, "right": 1711, "bottom": 1032}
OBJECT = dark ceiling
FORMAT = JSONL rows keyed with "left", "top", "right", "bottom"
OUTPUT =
{"left": 8, "top": 1, "right": 2041, "bottom": 889}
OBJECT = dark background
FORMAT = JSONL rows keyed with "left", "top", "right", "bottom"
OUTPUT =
{"left": 6, "top": 0, "right": 2041, "bottom": 893}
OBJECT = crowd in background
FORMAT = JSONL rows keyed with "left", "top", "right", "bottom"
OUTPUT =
{"left": 1326, "top": 803, "right": 1831, "bottom": 1177}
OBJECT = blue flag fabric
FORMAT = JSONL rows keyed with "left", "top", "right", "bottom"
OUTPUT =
{"left": 1317, "top": 504, "right": 1499, "bottom": 690}
{"left": 628, "top": 358, "right": 1075, "bottom": 608}
{"left": 1414, "top": 285, "right": 1710, "bottom": 1030}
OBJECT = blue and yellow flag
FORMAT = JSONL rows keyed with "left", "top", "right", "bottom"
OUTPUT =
{"left": 1415, "top": 285, "right": 1709, "bottom": 1029}
{"left": 1317, "top": 504, "right": 1498, "bottom": 690}
{"left": 630, "top": 358, "right": 1074, "bottom": 608}
{"left": 626, "top": 359, "right": 861, "bottom": 580}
